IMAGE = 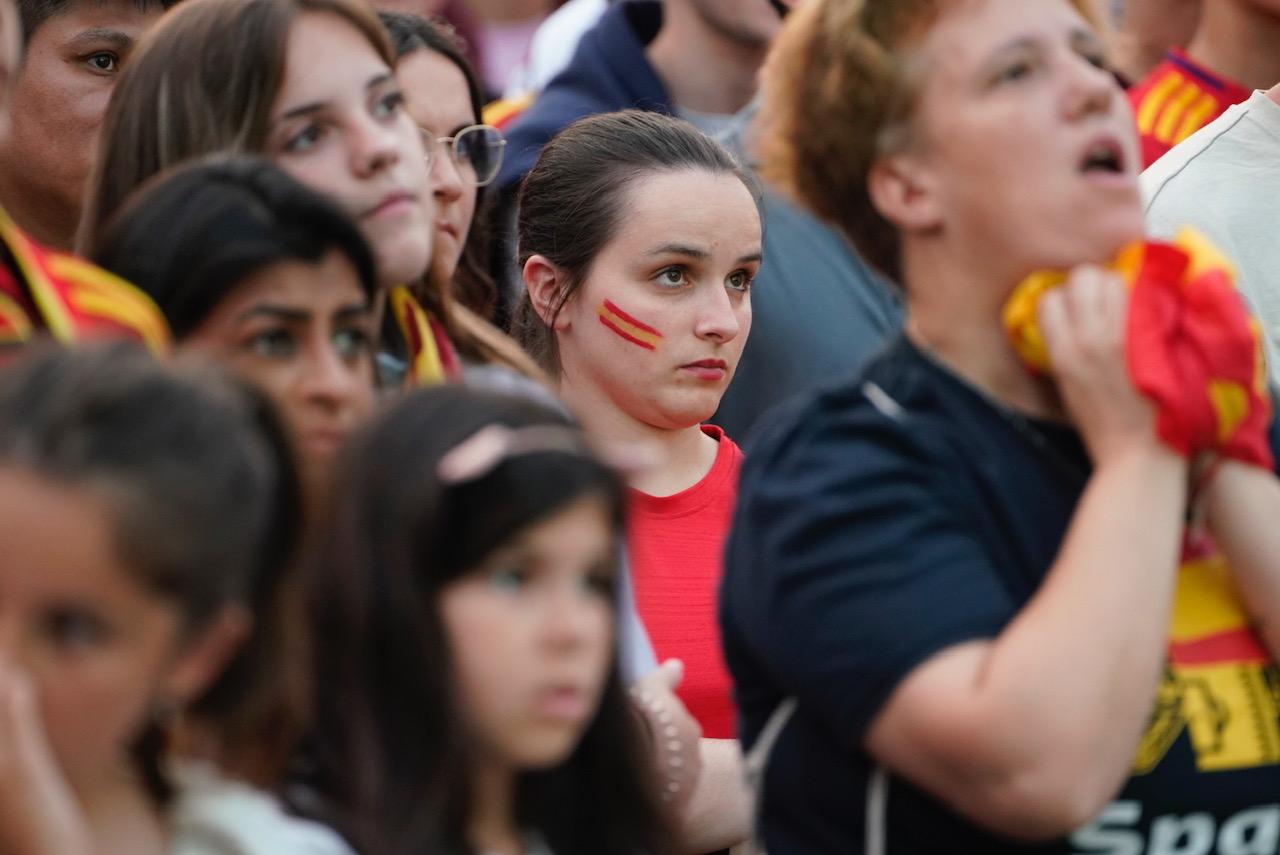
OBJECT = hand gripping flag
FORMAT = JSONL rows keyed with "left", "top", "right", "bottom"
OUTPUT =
{"left": 1003, "top": 229, "right": 1272, "bottom": 469}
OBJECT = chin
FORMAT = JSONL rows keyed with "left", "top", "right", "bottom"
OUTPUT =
{"left": 377, "top": 247, "right": 432, "bottom": 289}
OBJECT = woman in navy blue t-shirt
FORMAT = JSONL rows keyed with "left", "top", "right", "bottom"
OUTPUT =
{"left": 722, "top": 0, "right": 1280, "bottom": 852}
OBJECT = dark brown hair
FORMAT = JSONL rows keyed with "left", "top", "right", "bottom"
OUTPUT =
{"left": 514, "top": 109, "right": 756, "bottom": 375}
{"left": 304, "top": 385, "right": 674, "bottom": 855}
{"left": 75, "top": 0, "right": 393, "bottom": 253}
{"left": 0, "top": 342, "right": 301, "bottom": 799}
{"left": 381, "top": 10, "right": 498, "bottom": 323}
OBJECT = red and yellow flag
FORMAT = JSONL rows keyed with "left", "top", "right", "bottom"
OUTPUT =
{"left": 1003, "top": 229, "right": 1272, "bottom": 468}
{"left": 0, "top": 208, "right": 169, "bottom": 357}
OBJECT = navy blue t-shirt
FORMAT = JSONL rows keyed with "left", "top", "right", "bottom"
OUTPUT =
{"left": 721, "top": 333, "right": 1280, "bottom": 854}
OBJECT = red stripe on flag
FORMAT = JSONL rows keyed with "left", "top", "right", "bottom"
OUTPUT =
{"left": 602, "top": 299, "right": 661, "bottom": 338}
{"left": 598, "top": 315, "right": 656, "bottom": 350}
{"left": 1169, "top": 627, "right": 1269, "bottom": 666}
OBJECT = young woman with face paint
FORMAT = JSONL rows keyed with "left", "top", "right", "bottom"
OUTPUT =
{"left": 516, "top": 109, "right": 758, "bottom": 851}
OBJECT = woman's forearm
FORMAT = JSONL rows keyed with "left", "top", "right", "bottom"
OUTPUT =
{"left": 1204, "top": 460, "right": 1280, "bottom": 659}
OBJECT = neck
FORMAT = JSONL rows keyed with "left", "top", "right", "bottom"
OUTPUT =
{"left": 646, "top": 4, "right": 763, "bottom": 116}
{"left": 76, "top": 767, "right": 165, "bottom": 855}
{"left": 902, "top": 245, "right": 1064, "bottom": 421}
{"left": 558, "top": 373, "right": 717, "bottom": 496}
{"left": 1186, "top": 1, "right": 1280, "bottom": 92}
{"left": 0, "top": 175, "right": 76, "bottom": 251}
{"left": 469, "top": 759, "right": 522, "bottom": 855}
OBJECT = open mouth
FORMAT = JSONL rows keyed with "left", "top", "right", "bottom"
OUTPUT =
{"left": 1080, "top": 139, "right": 1125, "bottom": 175}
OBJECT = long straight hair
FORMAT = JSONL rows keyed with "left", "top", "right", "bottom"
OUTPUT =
{"left": 304, "top": 386, "right": 675, "bottom": 855}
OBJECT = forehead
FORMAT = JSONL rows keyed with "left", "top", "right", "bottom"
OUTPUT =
{"left": 25, "top": 0, "right": 165, "bottom": 41}
{"left": 275, "top": 11, "right": 387, "bottom": 109}
{"left": 398, "top": 48, "right": 472, "bottom": 130}
{"left": 921, "top": 0, "right": 1097, "bottom": 75}
{"left": 212, "top": 252, "right": 367, "bottom": 317}
{"left": 0, "top": 467, "right": 135, "bottom": 601}
{"left": 603, "top": 169, "right": 761, "bottom": 260}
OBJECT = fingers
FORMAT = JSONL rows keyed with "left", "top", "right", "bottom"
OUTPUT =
{"left": 656, "top": 658, "right": 684, "bottom": 690}
{"left": 1039, "top": 266, "right": 1127, "bottom": 376}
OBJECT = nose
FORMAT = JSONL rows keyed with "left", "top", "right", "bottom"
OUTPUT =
{"left": 540, "top": 584, "right": 606, "bottom": 655}
{"left": 431, "top": 145, "right": 465, "bottom": 205}
{"left": 693, "top": 284, "right": 744, "bottom": 344}
{"left": 349, "top": 114, "right": 402, "bottom": 179}
{"left": 298, "top": 334, "right": 361, "bottom": 415}
{"left": 1062, "top": 52, "right": 1117, "bottom": 122}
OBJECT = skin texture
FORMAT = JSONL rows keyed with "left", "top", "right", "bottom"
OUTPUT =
{"left": 0, "top": 0, "right": 162, "bottom": 249}
{"left": 265, "top": 12, "right": 433, "bottom": 289}
{"left": 181, "top": 250, "right": 376, "bottom": 496}
{"left": 686, "top": 0, "right": 781, "bottom": 47}
{"left": 0, "top": 467, "right": 245, "bottom": 854}
{"left": 398, "top": 48, "right": 477, "bottom": 289}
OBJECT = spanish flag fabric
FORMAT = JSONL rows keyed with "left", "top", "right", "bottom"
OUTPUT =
{"left": 1129, "top": 50, "right": 1250, "bottom": 169}
{"left": 387, "top": 285, "right": 462, "bottom": 387}
{"left": 1135, "top": 532, "right": 1280, "bottom": 777}
{"left": 1003, "top": 230, "right": 1272, "bottom": 469}
{"left": 0, "top": 207, "right": 169, "bottom": 357}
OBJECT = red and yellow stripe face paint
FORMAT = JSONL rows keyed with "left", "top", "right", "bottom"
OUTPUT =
{"left": 596, "top": 299, "right": 662, "bottom": 351}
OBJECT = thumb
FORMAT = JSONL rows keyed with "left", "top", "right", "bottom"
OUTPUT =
{"left": 656, "top": 658, "right": 684, "bottom": 690}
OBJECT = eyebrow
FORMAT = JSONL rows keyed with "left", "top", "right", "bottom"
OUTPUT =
{"left": 68, "top": 27, "right": 133, "bottom": 50}
{"left": 277, "top": 72, "right": 395, "bottom": 122}
{"left": 646, "top": 243, "right": 710, "bottom": 260}
{"left": 236, "top": 304, "right": 311, "bottom": 324}
{"left": 334, "top": 304, "right": 373, "bottom": 320}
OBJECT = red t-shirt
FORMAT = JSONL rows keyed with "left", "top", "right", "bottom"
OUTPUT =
{"left": 627, "top": 424, "right": 743, "bottom": 740}
{"left": 1129, "top": 50, "right": 1251, "bottom": 169}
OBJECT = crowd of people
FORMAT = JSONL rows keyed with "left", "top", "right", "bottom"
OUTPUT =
{"left": 1, "top": 0, "right": 1280, "bottom": 853}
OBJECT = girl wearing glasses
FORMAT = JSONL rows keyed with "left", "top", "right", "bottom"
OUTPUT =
{"left": 382, "top": 12, "right": 506, "bottom": 323}
{"left": 381, "top": 11, "right": 549, "bottom": 388}
{"left": 305, "top": 385, "right": 675, "bottom": 855}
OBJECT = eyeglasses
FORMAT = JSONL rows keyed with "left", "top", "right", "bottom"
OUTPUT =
{"left": 420, "top": 123, "right": 507, "bottom": 188}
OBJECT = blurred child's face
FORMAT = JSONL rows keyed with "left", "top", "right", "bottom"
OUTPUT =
{"left": 0, "top": 467, "right": 236, "bottom": 798}
{"left": 442, "top": 495, "right": 616, "bottom": 772}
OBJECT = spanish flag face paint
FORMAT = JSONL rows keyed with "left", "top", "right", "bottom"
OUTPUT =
{"left": 596, "top": 299, "right": 662, "bottom": 351}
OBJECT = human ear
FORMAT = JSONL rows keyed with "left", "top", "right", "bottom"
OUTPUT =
{"left": 162, "top": 605, "right": 253, "bottom": 707}
{"left": 868, "top": 151, "right": 943, "bottom": 235}
{"left": 523, "top": 255, "right": 572, "bottom": 332}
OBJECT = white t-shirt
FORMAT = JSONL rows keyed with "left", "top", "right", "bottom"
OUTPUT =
{"left": 1142, "top": 89, "right": 1280, "bottom": 376}
{"left": 167, "top": 764, "right": 354, "bottom": 855}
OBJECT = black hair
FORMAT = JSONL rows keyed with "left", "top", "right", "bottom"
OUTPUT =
{"left": 17, "top": 0, "right": 177, "bottom": 44}
{"left": 90, "top": 156, "right": 378, "bottom": 338}
{"left": 0, "top": 342, "right": 301, "bottom": 800}
{"left": 305, "top": 384, "right": 673, "bottom": 855}
{"left": 514, "top": 109, "right": 758, "bottom": 373}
